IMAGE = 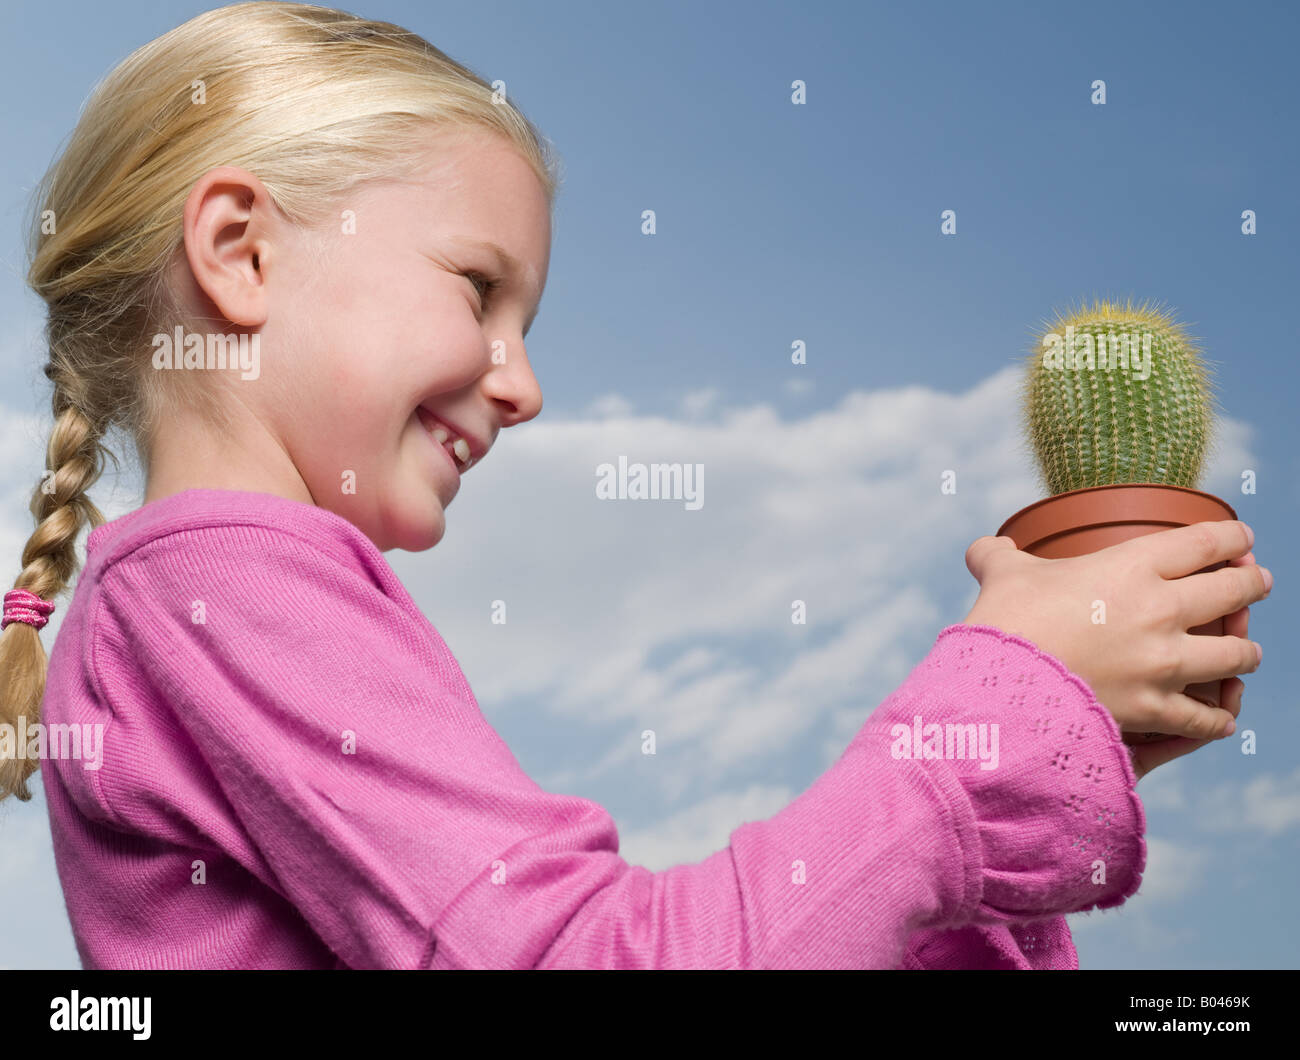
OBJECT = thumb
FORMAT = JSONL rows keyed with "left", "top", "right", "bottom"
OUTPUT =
{"left": 965, "top": 535, "right": 1019, "bottom": 581}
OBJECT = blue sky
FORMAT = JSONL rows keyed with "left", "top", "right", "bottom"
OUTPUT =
{"left": 1, "top": 0, "right": 1297, "bottom": 968}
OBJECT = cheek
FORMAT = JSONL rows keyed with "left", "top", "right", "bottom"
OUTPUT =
{"left": 286, "top": 354, "right": 404, "bottom": 468}
{"left": 427, "top": 314, "right": 491, "bottom": 386}
{"left": 287, "top": 277, "right": 480, "bottom": 440}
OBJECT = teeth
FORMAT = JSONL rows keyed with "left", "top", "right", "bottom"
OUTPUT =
{"left": 420, "top": 409, "right": 475, "bottom": 469}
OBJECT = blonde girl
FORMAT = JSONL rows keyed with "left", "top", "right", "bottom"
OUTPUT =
{"left": 1, "top": 2, "right": 1269, "bottom": 969}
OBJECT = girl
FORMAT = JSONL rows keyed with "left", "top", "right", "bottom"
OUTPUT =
{"left": 1, "top": 3, "right": 1270, "bottom": 969}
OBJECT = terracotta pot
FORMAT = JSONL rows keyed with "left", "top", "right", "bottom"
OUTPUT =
{"left": 996, "top": 484, "right": 1239, "bottom": 744}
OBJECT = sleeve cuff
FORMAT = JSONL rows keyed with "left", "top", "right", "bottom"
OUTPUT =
{"left": 861, "top": 623, "right": 1148, "bottom": 925}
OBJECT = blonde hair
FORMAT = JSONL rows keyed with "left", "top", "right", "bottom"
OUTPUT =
{"left": 1, "top": 1, "right": 561, "bottom": 801}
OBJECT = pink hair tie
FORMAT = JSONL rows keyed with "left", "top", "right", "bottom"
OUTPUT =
{"left": 2, "top": 588, "right": 56, "bottom": 631}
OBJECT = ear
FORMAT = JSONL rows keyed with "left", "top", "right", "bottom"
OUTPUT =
{"left": 180, "top": 166, "right": 276, "bottom": 328}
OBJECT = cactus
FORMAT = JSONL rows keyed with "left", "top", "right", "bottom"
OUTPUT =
{"left": 1019, "top": 297, "right": 1218, "bottom": 496}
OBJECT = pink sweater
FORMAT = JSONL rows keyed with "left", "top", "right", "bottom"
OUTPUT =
{"left": 39, "top": 488, "right": 1146, "bottom": 969}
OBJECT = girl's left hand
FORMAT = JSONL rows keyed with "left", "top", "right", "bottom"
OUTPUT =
{"left": 1128, "top": 549, "right": 1257, "bottom": 782}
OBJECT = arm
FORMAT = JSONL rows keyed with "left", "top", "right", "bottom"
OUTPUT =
{"left": 95, "top": 525, "right": 1143, "bottom": 969}
{"left": 535, "top": 623, "right": 1145, "bottom": 969}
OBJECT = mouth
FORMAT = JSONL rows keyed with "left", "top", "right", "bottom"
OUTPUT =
{"left": 415, "top": 405, "right": 486, "bottom": 474}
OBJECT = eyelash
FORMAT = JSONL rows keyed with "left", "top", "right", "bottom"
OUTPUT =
{"left": 465, "top": 271, "right": 501, "bottom": 311}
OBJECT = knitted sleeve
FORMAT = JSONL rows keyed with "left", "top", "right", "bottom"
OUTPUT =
{"left": 860, "top": 624, "right": 1146, "bottom": 929}
{"left": 897, "top": 919, "right": 1079, "bottom": 970}
{"left": 93, "top": 524, "right": 1143, "bottom": 969}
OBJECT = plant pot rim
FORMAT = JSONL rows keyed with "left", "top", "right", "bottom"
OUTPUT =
{"left": 997, "top": 483, "right": 1237, "bottom": 539}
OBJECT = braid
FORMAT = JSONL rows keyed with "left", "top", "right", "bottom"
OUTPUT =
{"left": 0, "top": 382, "right": 110, "bottom": 802}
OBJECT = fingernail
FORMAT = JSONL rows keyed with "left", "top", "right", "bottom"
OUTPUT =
{"left": 1225, "top": 718, "right": 1236, "bottom": 736}
{"left": 1261, "top": 567, "right": 1273, "bottom": 594}
{"left": 1244, "top": 523, "right": 1255, "bottom": 548}
{"left": 1256, "top": 642, "right": 1263, "bottom": 665}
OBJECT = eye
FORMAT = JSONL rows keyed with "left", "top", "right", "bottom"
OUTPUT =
{"left": 464, "top": 271, "right": 501, "bottom": 311}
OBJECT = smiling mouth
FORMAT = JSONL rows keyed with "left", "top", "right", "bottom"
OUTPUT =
{"left": 416, "top": 406, "right": 475, "bottom": 473}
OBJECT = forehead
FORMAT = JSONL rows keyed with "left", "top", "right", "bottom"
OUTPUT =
{"left": 400, "top": 128, "right": 550, "bottom": 287}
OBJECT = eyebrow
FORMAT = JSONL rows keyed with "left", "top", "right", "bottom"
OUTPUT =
{"left": 449, "top": 238, "right": 543, "bottom": 338}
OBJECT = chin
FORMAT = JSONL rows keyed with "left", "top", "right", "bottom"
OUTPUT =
{"left": 386, "top": 497, "right": 447, "bottom": 553}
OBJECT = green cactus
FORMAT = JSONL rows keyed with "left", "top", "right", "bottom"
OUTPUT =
{"left": 1019, "top": 297, "right": 1218, "bottom": 496}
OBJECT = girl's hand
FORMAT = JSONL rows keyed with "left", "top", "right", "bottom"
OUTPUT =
{"left": 961, "top": 521, "right": 1270, "bottom": 778}
{"left": 1124, "top": 548, "right": 1257, "bottom": 780}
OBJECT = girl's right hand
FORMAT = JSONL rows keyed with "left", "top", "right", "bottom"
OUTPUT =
{"left": 961, "top": 520, "right": 1271, "bottom": 759}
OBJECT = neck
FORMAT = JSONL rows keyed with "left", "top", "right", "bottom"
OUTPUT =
{"left": 142, "top": 400, "right": 314, "bottom": 508}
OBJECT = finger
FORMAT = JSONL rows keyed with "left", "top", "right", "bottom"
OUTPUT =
{"left": 965, "top": 535, "right": 1019, "bottom": 581}
{"left": 1221, "top": 676, "right": 1245, "bottom": 720}
{"left": 1228, "top": 551, "right": 1256, "bottom": 566}
{"left": 1174, "top": 632, "right": 1261, "bottom": 685}
{"left": 1131, "top": 679, "right": 1243, "bottom": 780}
{"left": 1187, "top": 677, "right": 1246, "bottom": 720}
{"left": 1141, "top": 690, "right": 1239, "bottom": 740}
{"left": 1222, "top": 604, "right": 1249, "bottom": 642}
{"left": 1131, "top": 735, "right": 1212, "bottom": 780}
{"left": 1137, "top": 520, "right": 1254, "bottom": 580}
{"left": 1175, "top": 563, "right": 1272, "bottom": 629}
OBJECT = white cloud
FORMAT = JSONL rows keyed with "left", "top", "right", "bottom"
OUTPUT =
{"left": 1067, "top": 899, "right": 1195, "bottom": 966}
{"left": 1239, "top": 771, "right": 1300, "bottom": 834}
{"left": 1135, "top": 836, "right": 1212, "bottom": 901}
{"left": 617, "top": 784, "right": 794, "bottom": 871}
{"left": 680, "top": 388, "right": 719, "bottom": 418}
{"left": 1132, "top": 755, "right": 1300, "bottom": 837}
{"left": 584, "top": 393, "right": 634, "bottom": 419}
{"left": 1191, "top": 767, "right": 1300, "bottom": 836}
{"left": 0, "top": 799, "right": 43, "bottom": 889}
{"left": 1203, "top": 410, "right": 1257, "bottom": 501}
{"left": 0, "top": 786, "right": 81, "bottom": 968}
{"left": 1132, "top": 755, "right": 1194, "bottom": 812}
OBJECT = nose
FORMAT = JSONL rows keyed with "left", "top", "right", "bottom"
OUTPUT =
{"left": 482, "top": 337, "right": 543, "bottom": 426}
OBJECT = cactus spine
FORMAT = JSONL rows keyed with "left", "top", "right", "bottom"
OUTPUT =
{"left": 1021, "top": 297, "right": 1216, "bottom": 496}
